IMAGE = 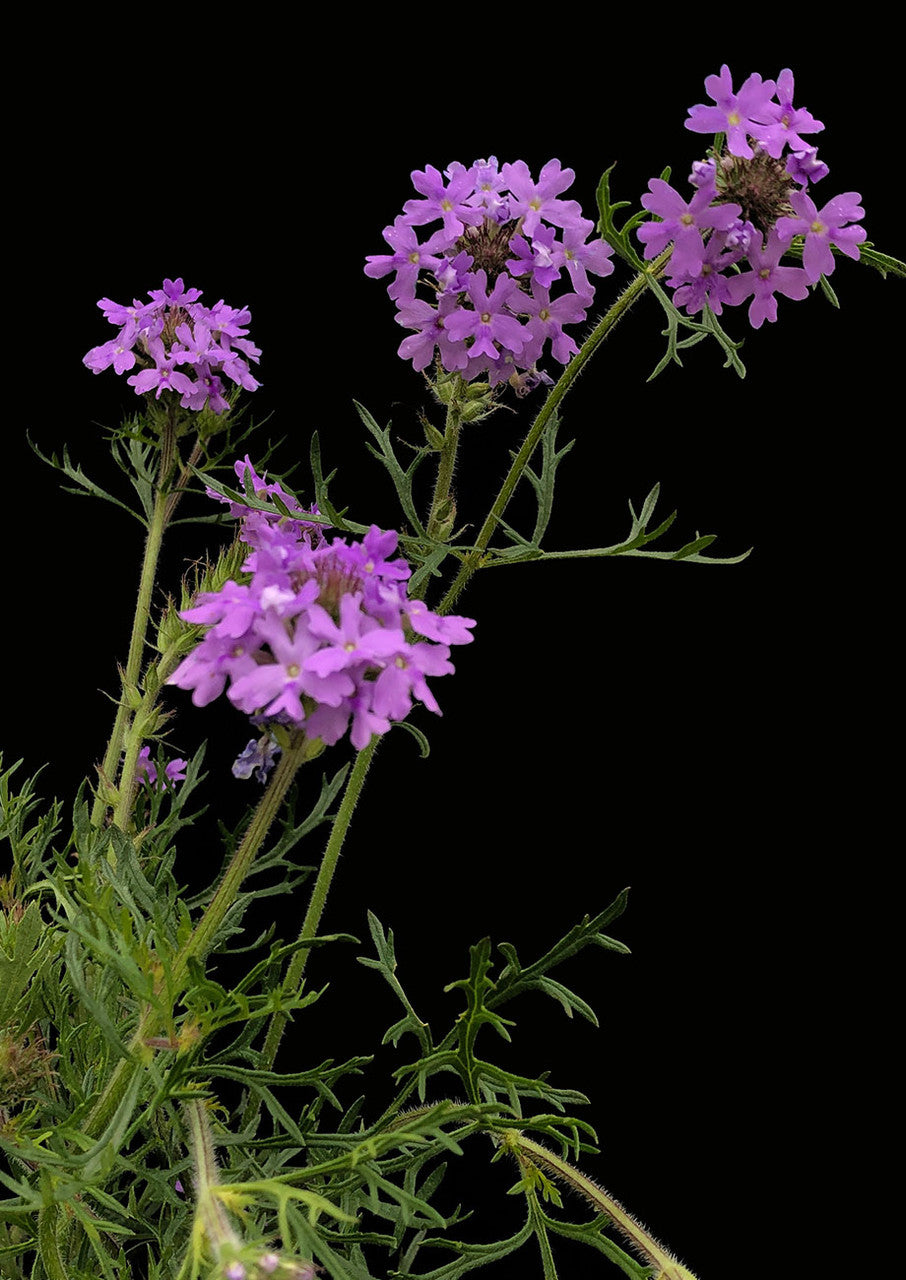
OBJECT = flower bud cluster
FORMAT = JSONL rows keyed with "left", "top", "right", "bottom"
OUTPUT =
{"left": 167, "top": 458, "right": 475, "bottom": 758}
{"left": 640, "top": 67, "right": 866, "bottom": 329}
{"left": 83, "top": 278, "right": 261, "bottom": 413}
{"left": 366, "top": 158, "right": 615, "bottom": 386}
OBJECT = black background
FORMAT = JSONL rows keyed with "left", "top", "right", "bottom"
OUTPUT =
{"left": 7, "top": 31, "right": 898, "bottom": 1280}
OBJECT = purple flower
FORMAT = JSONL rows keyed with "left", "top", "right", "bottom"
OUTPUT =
{"left": 97, "top": 295, "right": 159, "bottom": 330}
{"left": 507, "top": 226, "right": 561, "bottom": 288}
{"left": 443, "top": 270, "right": 527, "bottom": 361}
{"left": 467, "top": 156, "right": 508, "bottom": 219}
{"left": 684, "top": 65, "right": 777, "bottom": 158}
{"left": 521, "top": 282, "right": 590, "bottom": 365}
{"left": 127, "top": 338, "right": 196, "bottom": 401}
{"left": 786, "top": 146, "right": 829, "bottom": 186}
{"left": 774, "top": 189, "right": 866, "bottom": 281}
{"left": 555, "top": 218, "right": 615, "bottom": 294}
{"left": 364, "top": 218, "right": 448, "bottom": 302}
{"left": 403, "top": 162, "right": 485, "bottom": 237}
{"left": 136, "top": 746, "right": 187, "bottom": 789}
{"left": 232, "top": 735, "right": 280, "bottom": 783}
{"left": 753, "top": 69, "right": 824, "bottom": 159}
{"left": 148, "top": 278, "right": 203, "bottom": 307}
{"left": 668, "top": 231, "right": 745, "bottom": 317}
{"left": 637, "top": 178, "right": 741, "bottom": 277}
{"left": 724, "top": 229, "right": 810, "bottom": 328}
{"left": 500, "top": 159, "right": 583, "bottom": 235}
{"left": 689, "top": 159, "right": 717, "bottom": 189}
{"left": 83, "top": 327, "right": 140, "bottom": 376}
{"left": 395, "top": 295, "right": 470, "bottom": 373}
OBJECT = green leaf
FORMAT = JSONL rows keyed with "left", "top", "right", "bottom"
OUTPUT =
{"left": 359, "top": 913, "right": 432, "bottom": 1054}
{"left": 354, "top": 401, "right": 429, "bottom": 537}
{"left": 27, "top": 436, "right": 148, "bottom": 525}
{"left": 0, "top": 901, "right": 56, "bottom": 1026}
{"left": 484, "top": 483, "right": 748, "bottom": 566}
{"left": 843, "top": 242, "right": 905, "bottom": 279}
{"left": 818, "top": 272, "right": 840, "bottom": 308}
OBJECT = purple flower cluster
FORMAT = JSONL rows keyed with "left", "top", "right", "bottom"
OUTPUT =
{"left": 83, "top": 278, "right": 261, "bottom": 413}
{"left": 366, "top": 159, "right": 614, "bottom": 386}
{"left": 639, "top": 68, "right": 866, "bottom": 329}
{"left": 167, "top": 458, "right": 475, "bottom": 757}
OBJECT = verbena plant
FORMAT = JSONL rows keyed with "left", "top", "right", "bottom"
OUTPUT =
{"left": 2, "top": 65, "right": 901, "bottom": 1280}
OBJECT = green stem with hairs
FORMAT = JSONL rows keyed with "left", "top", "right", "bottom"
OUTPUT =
{"left": 527, "top": 1185, "right": 560, "bottom": 1280}
{"left": 90, "top": 413, "right": 179, "bottom": 829}
{"left": 244, "top": 737, "right": 378, "bottom": 1125}
{"left": 503, "top": 1129, "right": 697, "bottom": 1280}
{"left": 183, "top": 1099, "right": 240, "bottom": 1263}
{"left": 426, "top": 393, "right": 465, "bottom": 540}
{"left": 36, "top": 1202, "right": 67, "bottom": 1280}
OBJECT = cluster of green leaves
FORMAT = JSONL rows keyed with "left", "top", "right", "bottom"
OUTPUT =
{"left": 196, "top": 404, "right": 748, "bottom": 610}
{"left": 28, "top": 395, "right": 274, "bottom": 535}
{"left": 2, "top": 754, "right": 650, "bottom": 1280}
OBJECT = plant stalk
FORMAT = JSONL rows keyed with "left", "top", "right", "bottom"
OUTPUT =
{"left": 90, "top": 413, "right": 179, "bottom": 828}
{"left": 426, "top": 394, "right": 464, "bottom": 540}
{"left": 504, "top": 1130, "right": 697, "bottom": 1280}
{"left": 246, "top": 737, "right": 378, "bottom": 1121}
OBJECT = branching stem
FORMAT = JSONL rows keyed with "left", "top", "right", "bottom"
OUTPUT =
{"left": 437, "top": 251, "right": 671, "bottom": 615}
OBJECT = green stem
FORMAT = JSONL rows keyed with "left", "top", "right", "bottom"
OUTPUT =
{"left": 90, "top": 414, "right": 179, "bottom": 829}
{"left": 37, "top": 1202, "right": 67, "bottom": 1280}
{"left": 504, "top": 1130, "right": 697, "bottom": 1280}
{"left": 83, "top": 732, "right": 321, "bottom": 1141}
{"left": 183, "top": 1100, "right": 240, "bottom": 1259}
{"left": 181, "top": 732, "right": 324, "bottom": 967}
{"left": 527, "top": 1186, "right": 560, "bottom": 1280}
{"left": 436, "top": 252, "right": 671, "bottom": 615}
{"left": 164, "top": 435, "right": 204, "bottom": 525}
{"left": 245, "top": 737, "right": 378, "bottom": 1121}
{"left": 426, "top": 394, "right": 464, "bottom": 540}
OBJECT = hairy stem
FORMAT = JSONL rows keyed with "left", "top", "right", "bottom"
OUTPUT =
{"left": 245, "top": 737, "right": 378, "bottom": 1124}
{"left": 503, "top": 1130, "right": 697, "bottom": 1280}
{"left": 426, "top": 393, "right": 464, "bottom": 540}
{"left": 90, "top": 412, "right": 179, "bottom": 829}
{"left": 183, "top": 1100, "right": 240, "bottom": 1260}
{"left": 527, "top": 1186, "right": 560, "bottom": 1280}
